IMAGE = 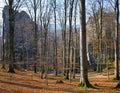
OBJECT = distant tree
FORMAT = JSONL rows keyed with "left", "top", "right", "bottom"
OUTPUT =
{"left": 25, "top": 0, "right": 40, "bottom": 73}
{"left": 1, "top": 10, "right": 5, "bottom": 69}
{"left": 40, "top": 1, "right": 52, "bottom": 79}
{"left": 51, "top": 0, "right": 58, "bottom": 76}
{"left": 63, "top": 0, "right": 68, "bottom": 76}
{"left": 97, "top": 0, "right": 104, "bottom": 73}
{"left": 57, "top": 0, "right": 65, "bottom": 76}
{"left": 87, "top": 0, "right": 105, "bottom": 73}
{"left": 114, "top": 0, "right": 119, "bottom": 80}
{"left": 66, "top": 0, "right": 74, "bottom": 80}
{"left": 58, "top": 0, "right": 69, "bottom": 77}
{"left": 73, "top": 0, "right": 78, "bottom": 79}
{"left": 107, "top": 0, "right": 119, "bottom": 80}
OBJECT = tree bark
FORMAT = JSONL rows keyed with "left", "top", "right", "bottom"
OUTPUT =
{"left": 53, "top": 0, "right": 58, "bottom": 76}
{"left": 62, "top": 0, "right": 67, "bottom": 76}
{"left": 2, "top": 13, "right": 5, "bottom": 69}
{"left": 8, "top": 0, "right": 15, "bottom": 73}
{"left": 114, "top": 0, "right": 119, "bottom": 80}
{"left": 78, "top": 0, "right": 92, "bottom": 88}
{"left": 65, "top": 0, "right": 74, "bottom": 80}
{"left": 33, "top": 0, "right": 38, "bottom": 73}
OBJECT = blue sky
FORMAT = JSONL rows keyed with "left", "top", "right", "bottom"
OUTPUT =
{"left": 0, "top": 0, "right": 6, "bottom": 23}
{"left": 0, "top": 0, "right": 5, "bottom": 36}
{"left": 0, "top": 0, "right": 119, "bottom": 36}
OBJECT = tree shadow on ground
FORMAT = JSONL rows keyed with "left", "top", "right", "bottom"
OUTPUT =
{"left": 0, "top": 80, "right": 76, "bottom": 93}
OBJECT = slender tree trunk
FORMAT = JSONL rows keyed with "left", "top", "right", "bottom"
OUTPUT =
{"left": 73, "top": 47, "right": 76, "bottom": 79}
{"left": 41, "top": 22, "right": 49, "bottom": 78}
{"left": 65, "top": 0, "right": 74, "bottom": 80}
{"left": 99, "top": 0, "right": 103, "bottom": 73}
{"left": 21, "top": 28, "right": 25, "bottom": 68}
{"left": 73, "top": 0, "right": 78, "bottom": 79}
{"left": 62, "top": 30, "right": 66, "bottom": 76}
{"left": 26, "top": 40, "right": 29, "bottom": 70}
{"left": 2, "top": 16, "right": 5, "bottom": 69}
{"left": 53, "top": 0, "right": 58, "bottom": 76}
{"left": 39, "top": 0, "right": 44, "bottom": 79}
{"left": 33, "top": 0, "right": 38, "bottom": 73}
{"left": 41, "top": 30, "right": 47, "bottom": 79}
{"left": 62, "top": 0, "right": 67, "bottom": 76}
{"left": 114, "top": 0, "right": 119, "bottom": 80}
{"left": 8, "top": 0, "right": 15, "bottom": 73}
{"left": 97, "top": 36, "right": 100, "bottom": 72}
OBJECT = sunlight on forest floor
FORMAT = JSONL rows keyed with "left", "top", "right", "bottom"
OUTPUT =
{"left": 0, "top": 69, "right": 119, "bottom": 93}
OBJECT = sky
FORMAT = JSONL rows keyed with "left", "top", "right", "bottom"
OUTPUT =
{"left": 0, "top": 0, "right": 5, "bottom": 24}
{"left": 0, "top": 0, "right": 118, "bottom": 36}
{"left": 0, "top": 0, "right": 6, "bottom": 36}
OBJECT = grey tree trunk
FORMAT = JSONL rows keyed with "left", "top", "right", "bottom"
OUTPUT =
{"left": 33, "top": 0, "right": 38, "bottom": 73}
{"left": 62, "top": 0, "right": 67, "bottom": 76}
{"left": 8, "top": 0, "right": 15, "bottom": 73}
{"left": 2, "top": 13, "right": 5, "bottom": 69}
{"left": 114, "top": 0, "right": 119, "bottom": 80}
{"left": 65, "top": 0, "right": 74, "bottom": 80}
{"left": 73, "top": 0, "right": 78, "bottom": 79}
{"left": 78, "top": 0, "right": 91, "bottom": 88}
{"left": 53, "top": 0, "right": 58, "bottom": 76}
{"left": 98, "top": 0, "right": 103, "bottom": 73}
{"left": 41, "top": 5, "right": 51, "bottom": 78}
{"left": 25, "top": 0, "right": 39, "bottom": 73}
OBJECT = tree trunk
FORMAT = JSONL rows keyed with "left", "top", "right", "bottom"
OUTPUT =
{"left": 114, "top": 0, "right": 119, "bottom": 80}
{"left": 2, "top": 14, "right": 5, "bottom": 69}
{"left": 62, "top": 0, "right": 67, "bottom": 76}
{"left": 99, "top": 0, "right": 103, "bottom": 73}
{"left": 65, "top": 0, "right": 74, "bottom": 80}
{"left": 8, "top": 0, "right": 15, "bottom": 73}
{"left": 53, "top": 0, "right": 58, "bottom": 76}
{"left": 34, "top": 0, "right": 38, "bottom": 73}
{"left": 73, "top": 0, "right": 78, "bottom": 79}
{"left": 78, "top": 0, "right": 92, "bottom": 88}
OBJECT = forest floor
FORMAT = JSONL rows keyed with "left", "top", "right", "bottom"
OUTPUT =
{"left": 0, "top": 69, "right": 120, "bottom": 93}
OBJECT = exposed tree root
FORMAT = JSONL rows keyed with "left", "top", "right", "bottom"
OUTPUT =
{"left": 78, "top": 80, "right": 93, "bottom": 88}
{"left": 113, "top": 77, "right": 119, "bottom": 80}
{"left": 65, "top": 75, "right": 69, "bottom": 80}
{"left": 41, "top": 73, "right": 44, "bottom": 79}
{"left": 8, "top": 68, "right": 15, "bottom": 73}
{"left": 1, "top": 65, "right": 6, "bottom": 69}
{"left": 115, "top": 81, "right": 120, "bottom": 88}
{"left": 64, "top": 72, "right": 69, "bottom": 80}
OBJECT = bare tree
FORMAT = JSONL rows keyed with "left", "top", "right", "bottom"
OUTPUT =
{"left": 65, "top": 0, "right": 74, "bottom": 80}
{"left": 57, "top": 1, "right": 65, "bottom": 76}
{"left": 60, "top": 0, "right": 69, "bottom": 76}
{"left": 25, "top": 0, "right": 40, "bottom": 73}
{"left": 114, "top": 0, "right": 119, "bottom": 80}
{"left": 1, "top": 10, "right": 5, "bottom": 69}
{"left": 5, "top": 0, "right": 24, "bottom": 73}
{"left": 97, "top": 0, "right": 104, "bottom": 73}
{"left": 78, "top": 0, "right": 92, "bottom": 88}
{"left": 40, "top": 1, "right": 52, "bottom": 79}
{"left": 51, "top": 0, "right": 58, "bottom": 76}
{"left": 107, "top": 0, "right": 119, "bottom": 80}
{"left": 73, "top": 0, "right": 78, "bottom": 79}
{"left": 63, "top": 0, "right": 67, "bottom": 76}
{"left": 87, "top": 0, "right": 104, "bottom": 73}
